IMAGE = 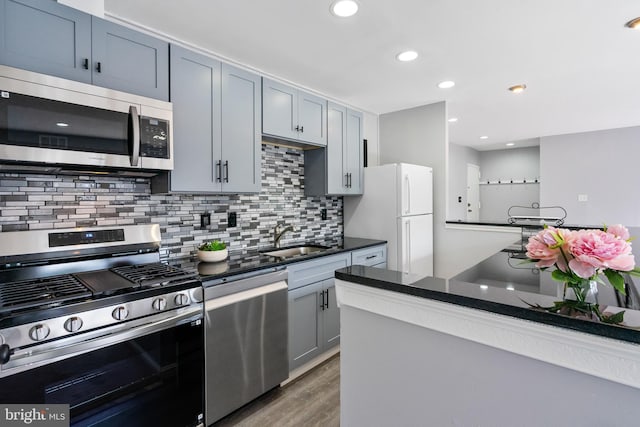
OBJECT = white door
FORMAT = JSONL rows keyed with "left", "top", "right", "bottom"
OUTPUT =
{"left": 466, "top": 163, "right": 480, "bottom": 222}
{"left": 398, "top": 163, "right": 433, "bottom": 216}
{"left": 397, "top": 214, "right": 433, "bottom": 278}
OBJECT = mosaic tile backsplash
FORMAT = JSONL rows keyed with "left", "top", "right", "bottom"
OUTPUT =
{"left": 0, "top": 144, "right": 343, "bottom": 260}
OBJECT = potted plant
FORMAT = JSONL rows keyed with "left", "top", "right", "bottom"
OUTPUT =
{"left": 197, "top": 240, "right": 228, "bottom": 262}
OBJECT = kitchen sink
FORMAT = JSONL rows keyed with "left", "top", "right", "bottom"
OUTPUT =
{"left": 260, "top": 245, "right": 328, "bottom": 258}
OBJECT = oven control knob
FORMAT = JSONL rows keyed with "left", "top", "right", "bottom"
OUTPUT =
{"left": 112, "top": 306, "right": 129, "bottom": 321}
{"left": 29, "top": 324, "right": 50, "bottom": 341}
{"left": 64, "top": 316, "right": 83, "bottom": 333}
{"left": 174, "top": 293, "right": 190, "bottom": 306}
{"left": 152, "top": 297, "right": 167, "bottom": 311}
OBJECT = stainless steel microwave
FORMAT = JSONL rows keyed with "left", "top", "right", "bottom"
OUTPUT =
{"left": 0, "top": 65, "right": 173, "bottom": 174}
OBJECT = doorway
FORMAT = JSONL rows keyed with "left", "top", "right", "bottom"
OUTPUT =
{"left": 466, "top": 163, "right": 480, "bottom": 221}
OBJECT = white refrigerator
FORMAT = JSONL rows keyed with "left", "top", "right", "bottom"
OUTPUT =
{"left": 344, "top": 163, "right": 433, "bottom": 277}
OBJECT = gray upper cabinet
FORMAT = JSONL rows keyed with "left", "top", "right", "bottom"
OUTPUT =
{"left": 0, "top": 0, "right": 92, "bottom": 83}
{"left": 167, "top": 45, "right": 221, "bottom": 193}
{"left": 0, "top": 0, "right": 169, "bottom": 100}
{"left": 262, "top": 78, "right": 327, "bottom": 146}
{"left": 91, "top": 18, "right": 169, "bottom": 100}
{"left": 156, "top": 45, "right": 260, "bottom": 194}
{"left": 304, "top": 102, "right": 363, "bottom": 196}
{"left": 221, "top": 64, "right": 261, "bottom": 193}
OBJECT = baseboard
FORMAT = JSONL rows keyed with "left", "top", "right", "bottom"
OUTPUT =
{"left": 282, "top": 346, "right": 340, "bottom": 386}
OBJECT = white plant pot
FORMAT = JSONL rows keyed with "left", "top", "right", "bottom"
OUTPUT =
{"left": 197, "top": 248, "right": 228, "bottom": 263}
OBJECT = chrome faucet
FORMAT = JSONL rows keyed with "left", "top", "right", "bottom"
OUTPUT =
{"left": 273, "top": 223, "right": 294, "bottom": 248}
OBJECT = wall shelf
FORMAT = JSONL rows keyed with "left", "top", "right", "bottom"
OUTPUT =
{"left": 480, "top": 179, "right": 540, "bottom": 185}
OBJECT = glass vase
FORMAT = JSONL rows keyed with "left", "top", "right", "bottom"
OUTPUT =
{"left": 563, "top": 279, "right": 599, "bottom": 305}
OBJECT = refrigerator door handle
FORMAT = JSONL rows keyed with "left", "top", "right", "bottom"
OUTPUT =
{"left": 405, "top": 219, "right": 411, "bottom": 274}
{"left": 404, "top": 175, "right": 411, "bottom": 214}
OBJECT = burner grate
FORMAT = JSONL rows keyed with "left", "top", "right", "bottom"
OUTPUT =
{"left": 0, "top": 275, "right": 92, "bottom": 314}
{"left": 111, "top": 263, "right": 197, "bottom": 287}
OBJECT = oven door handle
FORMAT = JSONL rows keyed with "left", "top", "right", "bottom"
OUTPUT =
{"left": 2, "top": 306, "right": 202, "bottom": 377}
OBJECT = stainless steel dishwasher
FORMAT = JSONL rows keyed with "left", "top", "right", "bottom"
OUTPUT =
{"left": 203, "top": 268, "right": 289, "bottom": 425}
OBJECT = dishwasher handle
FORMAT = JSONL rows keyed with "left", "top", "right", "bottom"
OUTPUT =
{"left": 205, "top": 281, "right": 287, "bottom": 311}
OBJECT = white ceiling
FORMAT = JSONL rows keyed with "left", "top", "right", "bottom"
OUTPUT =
{"left": 104, "top": 0, "right": 640, "bottom": 149}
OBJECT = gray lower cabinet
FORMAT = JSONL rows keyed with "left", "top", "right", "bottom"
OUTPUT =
{"left": 262, "top": 78, "right": 327, "bottom": 146}
{"left": 0, "top": 0, "right": 169, "bottom": 100}
{"left": 287, "top": 252, "right": 350, "bottom": 371}
{"left": 304, "top": 103, "right": 363, "bottom": 196}
{"left": 153, "top": 45, "right": 260, "bottom": 193}
{"left": 351, "top": 244, "right": 387, "bottom": 268}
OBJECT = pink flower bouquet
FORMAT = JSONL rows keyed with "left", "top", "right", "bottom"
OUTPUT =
{"left": 525, "top": 224, "right": 640, "bottom": 324}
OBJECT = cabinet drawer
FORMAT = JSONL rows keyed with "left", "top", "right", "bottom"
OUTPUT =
{"left": 351, "top": 245, "right": 387, "bottom": 267}
{"left": 286, "top": 253, "right": 350, "bottom": 290}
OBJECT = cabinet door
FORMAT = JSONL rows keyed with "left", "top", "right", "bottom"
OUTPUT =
{"left": 262, "top": 78, "right": 298, "bottom": 141}
{"left": 288, "top": 281, "right": 324, "bottom": 371}
{"left": 221, "top": 63, "right": 261, "bottom": 193}
{"left": 344, "top": 108, "right": 363, "bottom": 194}
{"left": 0, "top": 0, "right": 91, "bottom": 83}
{"left": 322, "top": 280, "right": 340, "bottom": 349}
{"left": 91, "top": 17, "right": 169, "bottom": 100}
{"left": 169, "top": 45, "right": 221, "bottom": 192}
{"left": 326, "top": 102, "right": 347, "bottom": 194}
{"left": 298, "top": 90, "right": 327, "bottom": 146}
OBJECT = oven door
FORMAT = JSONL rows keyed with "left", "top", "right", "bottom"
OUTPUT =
{"left": 0, "top": 308, "right": 204, "bottom": 427}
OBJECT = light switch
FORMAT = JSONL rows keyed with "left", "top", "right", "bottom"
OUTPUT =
{"left": 578, "top": 194, "right": 588, "bottom": 202}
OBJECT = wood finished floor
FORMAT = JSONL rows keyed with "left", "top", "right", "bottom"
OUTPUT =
{"left": 213, "top": 354, "right": 340, "bottom": 427}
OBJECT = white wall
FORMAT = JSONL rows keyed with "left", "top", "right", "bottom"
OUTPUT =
{"left": 379, "top": 102, "right": 518, "bottom": 278}
{"left": 58, "top": 0, "right": 104, "bottom": 17}
{"left": 478, "top": 146, "right": 540, "bottom": 223}
{"left": 540, "top": 126, "right": 640, "bottom": 226}
{"left": 448, "top": 143, "right": 480, "bottom": 221}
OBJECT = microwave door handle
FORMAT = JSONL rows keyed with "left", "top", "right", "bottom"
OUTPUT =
{"left": 129, "top": 105, "right": 140, "bottom": 167}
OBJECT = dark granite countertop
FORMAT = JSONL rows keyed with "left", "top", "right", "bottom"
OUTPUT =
{"left": 335, "top": 246, "right": 640, "bottom": 345}
{"left": 167, "top": 237, "right": 386, "bottom": 285}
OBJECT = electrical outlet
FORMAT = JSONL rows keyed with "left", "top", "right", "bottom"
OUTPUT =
{"left": 578, "top": 194, "right": 588, "bottom": 202}
{"left": 228, "top": 212, "right": 237, "bottom": 227}
{"left": 321, "top": 209, "right": 327, "bottom": 220}
{"left": 200, "top": 212, "right": 211, "bottom": 228}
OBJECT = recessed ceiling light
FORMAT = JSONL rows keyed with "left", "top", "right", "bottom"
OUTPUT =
{"left": 480, "top": 135, "right": 489, "bottom": 140}
{"left": 331, "top": 0, "right": 359, "bottom": 17}
{"left": 508, "top": 84, "right": 527, "bottom": 93}
{"left": 480, "top": 285, "right": 489, "bottom": 290}
{"left": 438, "top": 80, "right": 455, "bottom": 89}
{"left": 447, "top": 117, "right": 458, "bottom": 123}
{"left": 506, "top": 142, "right": 515, "bottom": 146}
{"left": 506, "top": 285, "right": 515, "bottom": 291}
{"left": 56, "top": 122, "right": 69, "bottom": 127}
{"left": 396, "top": 50, "right": 418, "bottom": 62}
{"left": 625, "top": 17, "right": 640, "bottom": 29}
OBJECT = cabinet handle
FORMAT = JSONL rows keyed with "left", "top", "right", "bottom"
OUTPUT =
{"left": 295, "top": 125, "right": 300, "bottom": 132}
{"left": 82, "top": 58, "right": 89, "bottom": 70}
{"left": 95, "top": 62, "right": 102, "bottom": 73}
{"left": 345, "top": 173, "right": 349, "bottom": 188}
{"left": 324, "top": 289, "right": 329, "bottom": 310}
{"left": 347, "top": 173, "right": 352, "bottom": 188}
{"left": 365, "top": 255, "right": 377, "bottom": 260}
{"left": 320, "top": 289, "right": 325, "bottom": 310}
{"left": 216, "top": 161, "right": 222, "bottom": 182}
{"left": 224, "top": 160, "right": 229, "bottom": 183}
{"left": 300, "top": 126, "right": 304, "bottom": 133}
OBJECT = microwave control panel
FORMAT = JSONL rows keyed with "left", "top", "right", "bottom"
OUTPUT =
{"left": 140, "top": 117, "right": 170, "bottom": 159}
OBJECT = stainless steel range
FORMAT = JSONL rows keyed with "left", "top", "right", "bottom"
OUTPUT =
{"left": 0, "top": 224, "right": 204, "bottom": 427}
